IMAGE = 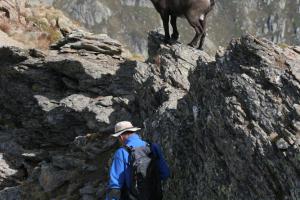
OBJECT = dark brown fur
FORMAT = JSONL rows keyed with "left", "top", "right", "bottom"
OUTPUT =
{"left": 150, "top": 0, "right": 215, "bottom": 49}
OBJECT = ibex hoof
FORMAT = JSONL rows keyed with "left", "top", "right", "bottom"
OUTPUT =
{"left": 164, "top": 37, "right": 171, "bottom": 44}
{"left": 171, "top": 33, "right": 179, "bottom": 41}
{"left": 188, "top": 43, "right": 197, "bottom": 48}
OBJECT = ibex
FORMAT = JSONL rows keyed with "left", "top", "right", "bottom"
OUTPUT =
{"left": 150, "top": 0, "right": 215, "bottom": 49}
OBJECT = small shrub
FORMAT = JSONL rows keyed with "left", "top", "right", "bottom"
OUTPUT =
{"left": 37, "top": 33, "right": 50, "bottom": 49}
{"left": 25, "top": 16, "right": 48, "bottom": 31}
{"left": 128, "top": 53, "right": 146, "bottom": 62}
{"left": 278, "top": 43, "right": 289, "bottom": 49}
{"left": 0, "top": 21, "right": 11, "bottom": 33}
{"left": 47, "top": 28, "right": 62, "bottom": 44}
{"left": 25, "top": 15, "right": 62, "bottom": 49}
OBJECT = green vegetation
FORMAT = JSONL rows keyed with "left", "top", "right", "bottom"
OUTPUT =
{"left": 25, "top": 15, "right": 62, "bottom": 45}
{"left": 278, "top": 43, "right": 289, "bottom": 49}
{"left": 128, "top": 53, "right": 145, "bottom": 62}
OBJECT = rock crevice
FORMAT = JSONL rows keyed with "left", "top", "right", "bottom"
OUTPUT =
{"left": 0, "top": 31, "right": 299, "bottom": 199}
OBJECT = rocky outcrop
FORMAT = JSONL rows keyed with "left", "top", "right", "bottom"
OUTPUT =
{"left": 0, "top": 30, "right": 135, "bottom": 199}
{"left": 0, "top": 30, "right": 299, "bottom": 199}
{"left": 143, "top": 33, "right": 300, "bottom": 200}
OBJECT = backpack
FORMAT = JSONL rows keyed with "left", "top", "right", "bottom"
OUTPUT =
{"left": 122, "top": 143, "right": 163, "bottom": 200}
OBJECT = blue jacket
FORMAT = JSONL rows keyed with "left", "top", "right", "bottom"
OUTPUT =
{"left": 106, "top": 133, "right": 170, "bottom": 199}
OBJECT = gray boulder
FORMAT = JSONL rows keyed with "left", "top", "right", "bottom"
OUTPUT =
{"left": 0, "top": 186, "right": 22, "bottom": 200}
{"left": 39, "top": 163, "right": 72, "bottom": 192}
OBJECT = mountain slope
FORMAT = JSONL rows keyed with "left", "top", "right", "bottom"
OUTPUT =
{"left": 51, "top": 0, "right": 300, "bottom": 55}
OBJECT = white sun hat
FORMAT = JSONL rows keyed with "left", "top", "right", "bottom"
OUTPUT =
{"left": 112, "top": 121, "right": 141, "bottom": 137}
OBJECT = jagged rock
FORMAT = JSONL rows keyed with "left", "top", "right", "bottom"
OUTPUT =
{"left": 0, "top": 186, "right": 22, "bottom": 200}
{"left": 51, "top": 31, "right": 123, "bottom": 56}
{"left": 141, "top": 34, "right": 300, "bottom": 200}
{"left": 147, "top": 32, "right": 213, "bottom": 91}
{"left": 39, "top": 163, "right": 72, "bottom": 192}
{"left": 0, "top": 30, "right": 299, "bottom": 200}
{"left": 0, "top": 31, "right": 136, "bottom": 198}
{"left": 52, "top": 155, "right": 86, "bottom": 170}
{"left": 80, "top": 184, "right": 96, "bottom": 195}
{"left": 276, "top": 138, "right": 290, "bottom": 150}
{"left": 28, "top": 49, "right": 46, "bottom": 59}
{"left": 21, "top": 150, "right": 49, "bottom": 162}
{"left": 0, "top": 46, "right": 29, "bottom": 63}
{"left": 0, "top": 154, "right": 18, "bottom": 187}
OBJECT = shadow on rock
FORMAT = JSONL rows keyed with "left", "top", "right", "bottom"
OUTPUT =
{"left": 142, "top": 33, "right": 300, "bottom": 200}
{"left": 0, "top": 31, "right": 148, "bottom": 199}
{"left": 0, "top": 30, "right": 299, "bottom": 200}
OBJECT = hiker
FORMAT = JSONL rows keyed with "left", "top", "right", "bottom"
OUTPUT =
{"left": 106, "top": 121, "right": 170, "bottom": 200}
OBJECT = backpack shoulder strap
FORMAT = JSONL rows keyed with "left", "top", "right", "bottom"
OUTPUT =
{"left": 145, "top": 140, "right": 152, "bottom": 147}
{"left": 123, "top": 145, "right": 135, "bottom": 166}
{"left": 145, "top": 140, "right": 159, "bottom": 160}
{"left": 123, "top": 145, "right": 134, "bottom": 154}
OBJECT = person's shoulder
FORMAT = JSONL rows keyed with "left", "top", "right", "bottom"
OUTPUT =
{"left": 114, "top": 147, "right": 129, "bottom": 158}
{"left": 116, "top": 146, "right": 129, "bottom": 154}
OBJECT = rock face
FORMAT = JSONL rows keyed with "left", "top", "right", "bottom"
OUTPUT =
{"left": 0, "top": 30, "right": 134, "bottom": 199}
{"left": 143, "top": 33, "right": 300, "bottom": 200}
{"left": 0, "top": 30, "right": 299, "bottom": 199}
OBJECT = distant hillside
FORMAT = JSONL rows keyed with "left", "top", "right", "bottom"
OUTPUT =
{"left": 48, "top": 0, "right": 300, "bottom": 55}
{"left": 0, "top": 0, "right": 79, "bottom": 49}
